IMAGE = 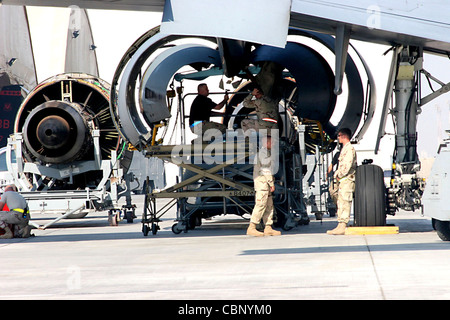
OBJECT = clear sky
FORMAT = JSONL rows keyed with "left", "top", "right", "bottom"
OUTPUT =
{"left": 25, "top": 6, "right": 450, "bottom": 169}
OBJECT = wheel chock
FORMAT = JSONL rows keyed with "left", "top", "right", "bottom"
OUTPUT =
{"left": 345, "top": 226, "right": 399, "bottom": 235}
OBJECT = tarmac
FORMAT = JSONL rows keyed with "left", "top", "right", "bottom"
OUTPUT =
{"left": 1, "top": 194, "right": 449, "bottom": 301}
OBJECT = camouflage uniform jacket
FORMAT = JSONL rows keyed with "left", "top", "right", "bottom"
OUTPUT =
{"left": 334, "top": 141, "right": 357, "bottom": 182}
{"left": 243, "top": 94, "right": 278, "bottom": 125}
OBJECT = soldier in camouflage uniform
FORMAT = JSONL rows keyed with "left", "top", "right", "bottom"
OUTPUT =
{"left": 241, "top": 88, "right": 279, "bottom": 133}
{"left": 327, "top": 128, "right": 357, "bottom": 235}
{"left": 247, "top": 135, "right": 281, "bottom": 237}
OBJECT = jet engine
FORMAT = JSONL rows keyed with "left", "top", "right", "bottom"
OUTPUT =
{"left": 17, "top": 74, "right": 120, "bottom": 159}
{"left": 111, "top": 26, "right": 375, "bottom": 151}
{"left": 7, "top": 73, "right": 134, "bottom": 218}
{"left": 11, "top": 73, "right": 132, "bottom": 191}
{"left": 109, "top": 26, "right": 375, "bottom": 233}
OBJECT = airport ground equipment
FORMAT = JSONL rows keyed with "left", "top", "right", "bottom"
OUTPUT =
{"left": 6, "top": 73, "right": 137, "bottom": 224}
{"left": 422, "top": 131, "right": 450, "bottom": 241}
{"left": 370, "top": 46, "right": 450, "bottom": 240}
{"left": 140, "top": 134, "right": 309, "bottom": 235}
{"left": 110, "top": 26, "right": 375, "bottom": 235}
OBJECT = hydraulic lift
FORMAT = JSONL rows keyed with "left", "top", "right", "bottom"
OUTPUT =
{"left": 138, "top": 85, "right": 333, "bottom": 235}
{"left": 140, "top": 137, "right": 309, "bottom": 235}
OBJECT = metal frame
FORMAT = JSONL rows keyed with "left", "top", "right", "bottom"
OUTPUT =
{"left": 139, "top": 82, "right": 318, "bottom": 236}
{"left": 141, "top": 140, "right": 311, "bottom": 235}
{"left": 6, "top": 131, "right": 136, "bottom": 228}
{"left": 141, "top": 141, "right": 253, "bottom": 234}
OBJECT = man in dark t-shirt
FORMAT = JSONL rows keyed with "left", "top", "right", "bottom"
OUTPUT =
{"left": 189, "top": 83, "right": 228, "bottom": 135}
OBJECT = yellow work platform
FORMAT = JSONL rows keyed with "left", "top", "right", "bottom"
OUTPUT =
{"left": 345, "top": 226, "right": 399, "bottom": 235}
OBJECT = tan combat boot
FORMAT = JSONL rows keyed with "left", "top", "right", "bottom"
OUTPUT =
{"left": 0, "top": 226, "right": 13, "bottom": 239}
{"left": 17, "top": 225, "right": 32, "bottom": 238}
{"left": 326, "top": 222, "right": 347, "bottom": 235}
{"left": 326, "top": 224, "right": 339, "bottom": 235}
{"left": 246, "top": 223, "right": 264, "bottom": 237}
{"left": 264, "top": 225, "right": 281, "bottom": 236}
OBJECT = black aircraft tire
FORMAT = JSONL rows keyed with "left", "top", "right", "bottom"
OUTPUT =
{"left": 354, "top": 164, "right": 386, "bottom": 227}
{"left": 434, "top": 219, "right": 450, "bottom": 241}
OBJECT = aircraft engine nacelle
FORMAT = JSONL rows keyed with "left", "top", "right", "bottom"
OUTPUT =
{"left": 111, "top": 26, "right": 375, "bottom": 151}
{"left": 12, "top": 73, "right": 132, "bottom": 191}
{"left": 109, "top": 26, "right": 376, "bottom": 231}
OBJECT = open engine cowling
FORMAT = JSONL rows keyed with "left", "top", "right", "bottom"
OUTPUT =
{"left": 111, "top": 26, "right": 375, "bottom": 151}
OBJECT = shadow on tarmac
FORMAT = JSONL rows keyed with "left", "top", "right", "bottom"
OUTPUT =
{"left": 2, "top": 214, "right": 439, "bottom": 245}
{"left": 240, "top": 241, "right": 450, "bottom": 256}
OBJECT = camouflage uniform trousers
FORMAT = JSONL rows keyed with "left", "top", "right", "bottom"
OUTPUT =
{"left": 336, "top": 179, "right": 355, "bottom": 224}
{"left": 0, "top": 210, "right": 30, "bottom": 238}
{"left": 0, "top": 210, "right": 29, "bottom": 228}
{"left": 329, "top": 180, "right": 338, "bottom": 205}
{"left": 241, "top": 119, "right": 278, "bottom": 134}
{"left": 240, "top": 118, "right": 258, "bottom": 132}
{"left": 250, "top": 175, "right": 274, "bottom": 226}
{"left": 0, "top": 220, "right": 28, "bottom": 238}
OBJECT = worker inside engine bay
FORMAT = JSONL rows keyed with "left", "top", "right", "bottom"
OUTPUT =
{"left": 189, "top": 83, "right": 228, "bottom": 137}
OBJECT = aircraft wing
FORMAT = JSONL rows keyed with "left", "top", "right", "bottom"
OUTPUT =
{"left": 2, "top": 0, "right": 450, "bottom": 54}
{"left": 1, "top": 0, "right": 165, "bottom": 11}
{"left": 289, "top": 0, "right": 450, "bottom": 55}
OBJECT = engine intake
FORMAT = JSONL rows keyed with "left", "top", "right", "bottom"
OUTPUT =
{"left": 110, "top": 26, "right": 375, "bottom": 151}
